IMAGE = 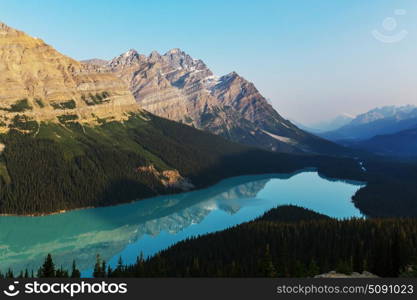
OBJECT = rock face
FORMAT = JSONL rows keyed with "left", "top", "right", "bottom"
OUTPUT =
{"left": 0, "top": 22, "right": 139, "bottom": 132}
{"left": 314, "top": 271, "right": 378, "bottom": 278}
{"left": 137, "top": 164, "right": 194, "bottom": 191}
{"left": 87, "top": 49, "right": 342, "bottom": 154}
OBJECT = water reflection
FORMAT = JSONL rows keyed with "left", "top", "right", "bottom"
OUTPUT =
{"left": 0, "top": 171, "right": 364, "bottom": 276}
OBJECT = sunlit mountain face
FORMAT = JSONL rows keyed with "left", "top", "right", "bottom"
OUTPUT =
{"left": 83, "top": 49, "right": 345, "bottom": 155}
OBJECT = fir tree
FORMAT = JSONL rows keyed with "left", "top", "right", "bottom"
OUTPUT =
{"left": 39, "top": 254, "right": 56, "bottom": 277}
{"left": 71, "top": 260, "right": 81, "bottom": 278}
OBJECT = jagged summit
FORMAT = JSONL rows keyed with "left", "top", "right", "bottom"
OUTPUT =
{"left": 166, "top": 48, "right": 181, "bottom": 54}
{"left": 149, "top": 50, "right": 162, "bottom": 61}
{"left": 125, "top": 48, "right": 139, "bottom": 56}
{"left": 354, "top": 105, "right": 417, "bottom": 124}
{"left": 320, "top": 104, "right": 417, "bottom": 141}
{"left": 82, "top": 48, "right": 343, "bottom": 154}
{"left": 215, "top": 72, "right": 241, "bottom": 86}
{"left": 107, "top": 48, "right": 146, "bottom": 69}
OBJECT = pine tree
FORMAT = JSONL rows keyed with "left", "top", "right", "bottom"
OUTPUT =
{"left": 56, "top": 266, "right": 68, "bottom": 278}
{"left": 101, "top": 260, "right": 107, "bottom": 278}
{"left": 71, "top": 260, "right": 81, "bottom": 278}
{"left": 6, "top": 268, "right": 14, "bottom": 278}
{"left": 107, "top": 265, "right": 113, "bottom": 277}
{"left": 93, "top": 254, "right": 105, "bottom": 278}
{"left": 307, "top": 260, "right": 320, "bottom": 277}
{"left": 39, "top": 254, "right": 55, "bottom": 277}
{"left": 258, "top": 244, "right": 277, "bottom": 277}
{"left": 135, "top": 252, "right": 145, "bottom": 277}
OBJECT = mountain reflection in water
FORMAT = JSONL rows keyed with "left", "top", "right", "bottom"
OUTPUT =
{"left": 0, "top": 171, "right": 364, "bottom": 276}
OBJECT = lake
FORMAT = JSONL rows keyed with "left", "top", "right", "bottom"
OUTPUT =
{"left": 0, "top": 171, "right": 365, "bottom": 277}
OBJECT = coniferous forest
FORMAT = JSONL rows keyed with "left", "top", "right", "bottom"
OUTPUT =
{"left": 109, "top": 206, "right": 417, "bottom": 278}
{"left": 1, "top": 206, "right": 416, "bottom": 278}
{"left": 1, "top": 8, "right": 417, "bottom": 285}
{"left": 0, "top": 113, "right": 304, "bottom": 214}
{"left": 0, "top": 112, "right": 417, "bottom": 217}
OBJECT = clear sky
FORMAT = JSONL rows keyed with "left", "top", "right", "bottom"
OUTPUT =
{"left": 1, "top": 0, "right": 416, "bottom": 124}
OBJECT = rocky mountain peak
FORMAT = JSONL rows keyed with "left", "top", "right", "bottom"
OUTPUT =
{"left": 161, "top": 48, "right": 207, "bottom": 72}
{"left": 217, "top": 72, "right": 239, "bottom": 85}
{"left": 85, "top": 46, "right": 342, "bottom": 154}
{"left": 353, "top": 105, "right": 417, "bottom": 125}
{"left": 213, "top": 72, "right": 258, "bottom": 98}
{"left": 108, "top": 48, "right": 145, "bottom": 69}
{"left": 148, "top": 50, "right": 162, "bottom": 62}
{"left": 166, "top": 48, "right": 181, "bottom": 54}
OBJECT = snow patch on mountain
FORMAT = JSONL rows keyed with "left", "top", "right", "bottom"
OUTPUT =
{"left": 261, "top": 130, "right": 296, "bottom": 145}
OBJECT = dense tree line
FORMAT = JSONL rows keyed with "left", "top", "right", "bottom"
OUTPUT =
{"left": 317, "top": 156, "right": 417, "bottom": 217}
{"left": 0, "top": 113, "right": 306, "bottom": 215}
{"left": 0, "top": 112, "right": 416, "bottom": 217}
{"left": 1, "top": 112, "right": 352, "bottom": 215}
{"left": 350, "top": 158, "right": 417, "bottom": 217}
{"left": 0, "top": 254, "right": 81, "bottom": 279}
{"left": 1, "top": 206, "right": 417, "bottom": 278}
{"left": 106, "top": 206, "right": 417, "bottom": 278}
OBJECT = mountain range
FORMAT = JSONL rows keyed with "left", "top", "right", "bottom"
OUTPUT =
{"left": 320, "top": 105, "right": 417, "bottom": 142}
{"left": 0, "top": 22, "right": 330, "bottom": 215}
{"left": 83, "top": 49, "right": 343, "bottom": 155}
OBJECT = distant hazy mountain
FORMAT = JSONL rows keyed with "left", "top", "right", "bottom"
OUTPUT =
{"left": 290, "top": 120, "right": 323, "bottom": 133}
{"left": 84, "top": 49, "right": 345, "bottom": 155}
{"left": 310, "top": 114, "right": 354, "bottom": 132}
{"left": 347, "top": 126, "right": 417, "bottom": 157}
{"left": 293, "top": 114, "right": 354, "bottom": 134}
{"left": 320, "top": 105, "right": 417, "bottom": 141}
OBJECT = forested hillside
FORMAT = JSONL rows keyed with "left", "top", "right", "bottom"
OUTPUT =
{"left": 106, "top": 206, "right": 417, "bottom": 278}
{"left": 2, "top": 206, "right": 416, "bottom": 278}
{"left": 0, "top": 108, "right": 416, "bottom": 217}
{"left": 0, "top": 112, "right": 310, "bottom": 215}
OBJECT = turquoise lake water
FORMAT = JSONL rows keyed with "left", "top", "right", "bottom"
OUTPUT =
{"left": 0, "top": 171, "right": 364, "bottom": 277}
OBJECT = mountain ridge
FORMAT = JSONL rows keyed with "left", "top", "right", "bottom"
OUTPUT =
{"left": 320, "top": 105, "right": 417, "bottom": 141}
{"left": 346, "top": 125, "right": 417, "bottom": 157}
{"left": 84, "top": 48, "right": 345, "bottom": 155}
{"left": 0, "top": 22, "right": 323, "bottom": 215}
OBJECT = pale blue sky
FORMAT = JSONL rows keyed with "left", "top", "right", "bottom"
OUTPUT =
{"left": 1, "top": 0, "right": 416, "bottom": 124}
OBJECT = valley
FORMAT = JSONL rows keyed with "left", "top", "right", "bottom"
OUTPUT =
{"left": 0, "top": 19, "right": 416, "bottom": 282}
